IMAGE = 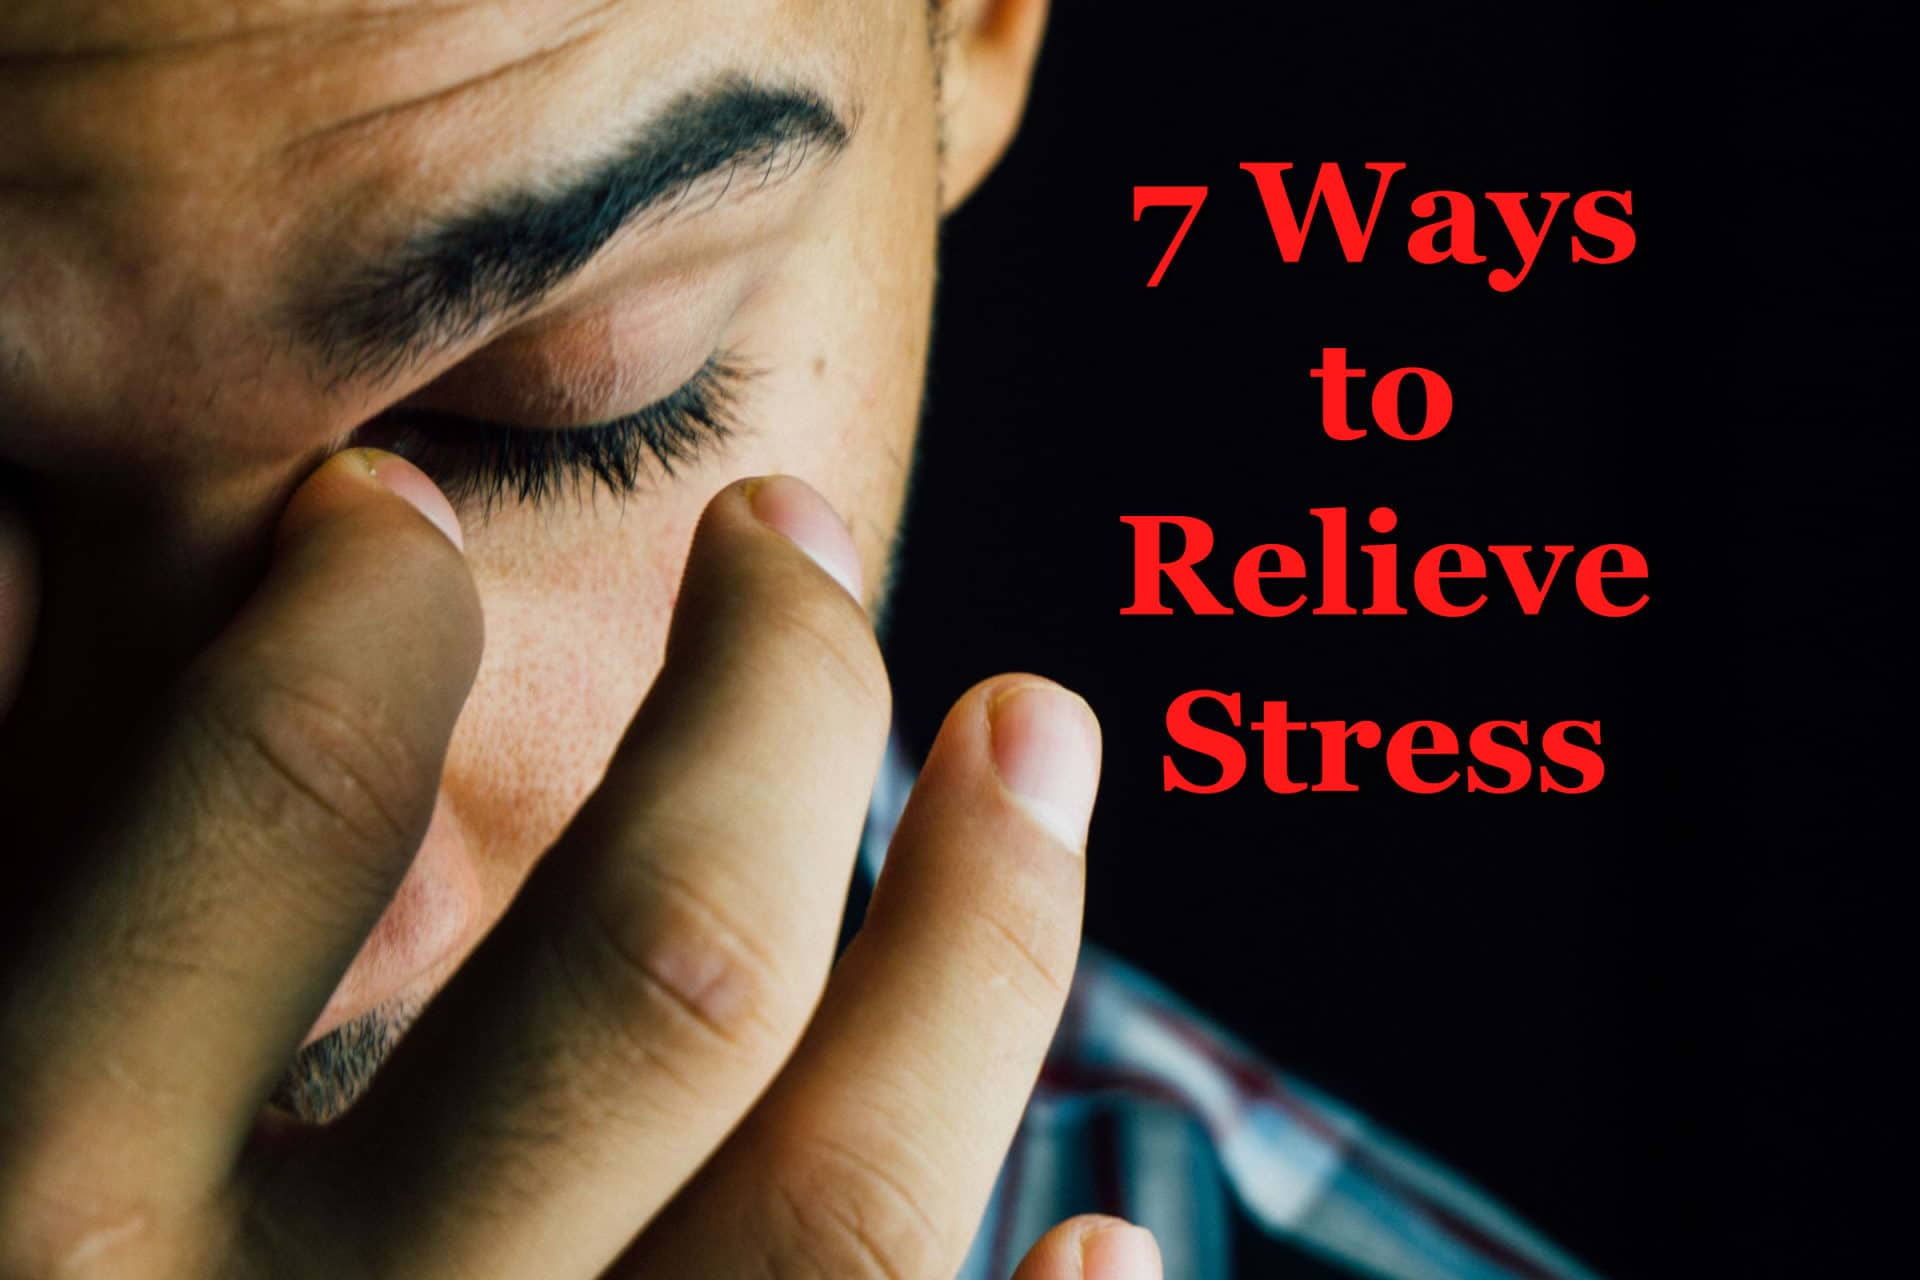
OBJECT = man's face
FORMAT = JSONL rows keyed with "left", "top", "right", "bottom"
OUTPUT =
{"left": 0, "top": 0, "right": 971, "bottom": 1114}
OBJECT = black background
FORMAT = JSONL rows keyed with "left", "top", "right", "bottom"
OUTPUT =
{"left": 887, "top": 5, "right": 1900, "bottom": 1278}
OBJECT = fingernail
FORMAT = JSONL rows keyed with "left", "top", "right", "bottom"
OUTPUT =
{"left": 745, "top": 475, "right": 863, "bottom": 602}
{"left": 1082, "top": 1224, "right": 1162, "bottom": 1280}
{"left": 353, "top": 448, "right": 464, "bottom": 550}
{"left": 988, "top": 682, "right": 1101, "bottom": 852}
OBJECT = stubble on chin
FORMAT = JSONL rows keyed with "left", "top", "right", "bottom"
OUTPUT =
{"left": 269, "top": 999, "right": 420, "bottom": 1125}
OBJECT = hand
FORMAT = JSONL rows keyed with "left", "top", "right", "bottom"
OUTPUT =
{"left": 0, "top": 456, "right": 1157, "bottom": 1279}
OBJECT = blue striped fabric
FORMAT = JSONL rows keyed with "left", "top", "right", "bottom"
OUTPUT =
{"left": 859, "top": 741, "right": 1605, "bottom": 1280}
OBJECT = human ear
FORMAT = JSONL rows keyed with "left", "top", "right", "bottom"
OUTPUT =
{"left": 934, "top": 0, "right": 1050, "bottom": 213}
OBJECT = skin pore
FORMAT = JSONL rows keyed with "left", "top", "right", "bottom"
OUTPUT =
{"left": 0, "top": 0, "right": 1036, "bottom": 1122}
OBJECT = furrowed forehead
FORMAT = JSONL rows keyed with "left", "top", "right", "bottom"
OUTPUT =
{"left": 0, "top": 1, "right": 474, "bottom": 55}
{"left": 0, "top": 0, "right": 858, "bottom": 189}
{"left": 0, "top": 2, "right": 637, "bottom": 185}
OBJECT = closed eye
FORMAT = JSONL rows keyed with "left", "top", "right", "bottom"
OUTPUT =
{"left": 355, "top": 354, "right": 754, "bottom": 512}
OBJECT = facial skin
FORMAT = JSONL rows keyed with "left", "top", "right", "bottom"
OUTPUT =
{"left": 0, "top": 0, "right": 1044, "bottom": 1118}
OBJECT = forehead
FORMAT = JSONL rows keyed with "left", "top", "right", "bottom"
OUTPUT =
{"left": 0, "top": 0, "right": 859, "bottom": 184}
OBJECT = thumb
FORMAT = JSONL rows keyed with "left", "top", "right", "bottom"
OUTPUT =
{"left": 1013, "top": 1216, "right": 1164, "bottom": 1280}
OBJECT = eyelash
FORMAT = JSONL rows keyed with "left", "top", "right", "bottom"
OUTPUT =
{"left": 363, "top": 355, "right": 752, "bottom": 511}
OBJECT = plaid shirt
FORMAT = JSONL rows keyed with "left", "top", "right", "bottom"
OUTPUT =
{"left": 856, "top": 742, "right": 1605, "bottom": 1280}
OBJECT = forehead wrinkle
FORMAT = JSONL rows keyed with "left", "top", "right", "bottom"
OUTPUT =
{"left": 284, "top": 0, "right": 626, "bottom": 153}
{"left": 0, "top": 0, "right": 633, "bottom": 187}
{"left": 0, "top": 0, "right": 491, "bottom": 60}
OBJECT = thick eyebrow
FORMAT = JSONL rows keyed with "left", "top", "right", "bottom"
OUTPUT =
{"left": 289, "top": 75, "right": 851, "bottom": 387}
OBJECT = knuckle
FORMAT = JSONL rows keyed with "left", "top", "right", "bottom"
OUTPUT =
{"left": 944, "top": 845, "right": 1085, "bottom": 1021}
{"left": 765, "top": 1134, "right": 950, "bottom": 1280}
{"left": 0, "top": 1177, "right": 191, "bottom": 1280}
{"left": 557, "top": 859, "right": 797, "bottom": 1077}
{"left": 967, "top": 874, "right": 1084, "bottom": 1013}
{"left": 178, "top": 661, "right": 435, "bottom": 877}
